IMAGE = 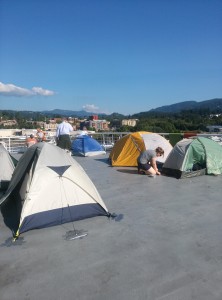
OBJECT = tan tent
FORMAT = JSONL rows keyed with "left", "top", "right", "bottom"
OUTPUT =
{"left": 0, "top": 144, "right": 17, "bottom": 189}
{"left": 0, "top": 143, "right": 110, "bottom": 236}
{"left": 109, "top": 131, "right": 173, "bottom": 166}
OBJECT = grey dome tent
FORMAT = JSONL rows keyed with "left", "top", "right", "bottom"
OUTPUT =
{"left": 0, "top": 144, "right": 17, "bottom": 190}
{"left": 162, "top": 137, "right": 222, "bottom": 179}
{"left": 0, "top": 143, "right": 110, "bottom": 237}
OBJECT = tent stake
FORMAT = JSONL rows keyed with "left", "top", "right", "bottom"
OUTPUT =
{"left": 65, "top": 204, "right": 88, "bottom": 240}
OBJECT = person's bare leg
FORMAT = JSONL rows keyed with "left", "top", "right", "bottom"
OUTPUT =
{"left": 144, "top": 167, "right": 156, "bottom": 175}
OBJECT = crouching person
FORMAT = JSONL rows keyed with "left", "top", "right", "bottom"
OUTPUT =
{"left": 137, "top": 147, "right": 164, "bottom": 177}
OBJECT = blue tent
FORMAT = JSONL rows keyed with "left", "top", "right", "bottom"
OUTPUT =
{"left": 71, "top": 135, "right": 106, "bottom": 156}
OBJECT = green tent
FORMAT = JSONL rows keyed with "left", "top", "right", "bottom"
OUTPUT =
{"left": 162, "top": 137, "right": 222, "bottom": 178}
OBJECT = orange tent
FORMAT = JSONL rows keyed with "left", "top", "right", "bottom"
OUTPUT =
{"left": 109, "top": 131, "right": 173, "bottom": 167}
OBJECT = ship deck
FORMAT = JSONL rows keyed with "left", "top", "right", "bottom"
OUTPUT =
{"left": 1, "top": 152, "right": 222, "bottom": 300}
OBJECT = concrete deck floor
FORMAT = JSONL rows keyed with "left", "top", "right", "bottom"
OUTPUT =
{"left": 1, "top": 153, "right": 222, "bottom": 300}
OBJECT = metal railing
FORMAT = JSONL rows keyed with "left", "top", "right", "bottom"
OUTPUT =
{"left": 86, "top": 132, "right": 129, "bottom": 149}
{"left": 1, "top": 132, "right": 222, "bottom": 153}
{"left": 0, "top": 135, "right": 56, "bottom": 153}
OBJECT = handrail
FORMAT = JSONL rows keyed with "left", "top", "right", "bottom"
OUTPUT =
{"left": 1, "top": 132, "right": 222, "bottom": 153}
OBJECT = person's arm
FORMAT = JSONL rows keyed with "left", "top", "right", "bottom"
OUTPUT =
{"left": 150, "top": 157, "right": 161, "bottom": 175}
{"left": 56, "top": 127, "right": 60, "bottom": 138}
{"left": 42, "top": 132, "right": 47, "bottom": 141}
{"left": 68, "top": 123, "right": 74, "bottom": 132}
{"left": 55, "top": 127, "right": 60, "bottom": 145}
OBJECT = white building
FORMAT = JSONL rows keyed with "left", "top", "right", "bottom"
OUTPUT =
{"left": 206, "top": 125, "right": 222, "bottom": 133}
{"left": 121, "top": 119, "right": 138, "bottom": 127}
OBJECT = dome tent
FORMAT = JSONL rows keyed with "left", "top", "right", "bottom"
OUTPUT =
{"left": 0, "top": 143, "right": 110, "bottom": 237}
{"left": 162, "top": 137, "right": 222, "bottom": 179}
{"left": 0, "top": 144, "right": 17, "bottom": 190}
{"left": 71, "top": 135, "right": 106, "bottom": 156}
{"left": 109, "top": 131, "right": 173, "bottom": 167}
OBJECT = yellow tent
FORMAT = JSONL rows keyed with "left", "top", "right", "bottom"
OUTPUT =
{"left": 109, "top": 131, "right": 173, "bottom": 166}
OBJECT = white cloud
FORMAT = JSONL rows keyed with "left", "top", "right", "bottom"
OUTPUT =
{"left": 0, "top": 82, "right": 55, "bottom": 97}
{"left": 31, "top": 87, "right": 54, "bottom": 96}
{"left": 82, "top": 104, "right": 110, "bottom": 114}
{"left": 82, "top": 104, "right": 100, "bottom": 113}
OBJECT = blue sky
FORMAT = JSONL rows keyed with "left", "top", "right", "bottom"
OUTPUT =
{"left": 0, "top": 0, "right": 221, "bottom": 115}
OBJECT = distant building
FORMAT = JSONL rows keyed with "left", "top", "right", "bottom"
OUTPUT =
{"left": 0, "top": 129, "right": 21, "bottom": 137}
{"left": 89, "top": 115, "right": 98, "bottom": 120}
{"left": 35, "top": 121, "right": 45, "bottom": 128}
{"left": 89, "top": 119, "right": 110, "bottom": 131}
{"left": 206, "top": 125, "right": 222, "bottom": 133}
{"left": 121, "top": 119, "right": 138, "bottom": 127}
{"left": 80, "top": 115, "right": 110, "bottom": 131}
{"left": 0, "top": 120, "right": 17, "bottom": 127}
{"left": 210, "top": 114, "right": 221, "bottom": 118}
{"left": 44, "top": 119, "right": 58, "bottom": 131}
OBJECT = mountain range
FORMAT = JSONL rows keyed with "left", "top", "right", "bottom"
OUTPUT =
{"left": 42, "top": 98, "right": 222, "bottom": 117}
{"left": 1, "top": 98, "right": 222, "bottom": 119}
{"left": 42, "top": 109, "right": 95, "bottom": 117}
{"left": 148, "top": 98, "right": 222, "bottom": 113}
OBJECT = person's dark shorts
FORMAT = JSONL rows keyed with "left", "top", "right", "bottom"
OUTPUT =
{"left": 57, "top": 134, "right": 71, "bottom": 150}
{"left": 137, "top": 162, "right": 151, "bottom": 171}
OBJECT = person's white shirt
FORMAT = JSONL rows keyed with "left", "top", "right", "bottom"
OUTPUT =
{"left": 56, "top": 120, "right": 73, "bottom": 137}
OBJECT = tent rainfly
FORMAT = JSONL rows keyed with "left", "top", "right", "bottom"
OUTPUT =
{"left": 0, "top": 143, "right": 110, "bottom": 237}
{"left": 71, "top": 135, "right": 106, "bottom": 156}
{"left": 162, "top": 137, "right": 222, "bottom": 178}
{"left": 109, "top": 131, "right": 173, "bottom": 166}
{"left": 0, "top": 144, "right": 17, "bottom": 190}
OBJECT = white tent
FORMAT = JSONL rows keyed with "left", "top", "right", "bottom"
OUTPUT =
{"left": 0, "top": 143, "right": 110, "bottom": 236}
{"left": 0, "top": 144, "right": 16, "bottom": 189}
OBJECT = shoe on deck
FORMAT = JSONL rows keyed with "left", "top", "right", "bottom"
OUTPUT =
{"left": 147, "top": 174, "right": 156, "bottom": 178}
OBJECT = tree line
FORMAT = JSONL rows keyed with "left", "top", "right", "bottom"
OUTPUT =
{"left": 114, "top": 109, "right": 222, "bottom": 133}
{"left": 0, "top": 109, "right": 222, "bottom": 133}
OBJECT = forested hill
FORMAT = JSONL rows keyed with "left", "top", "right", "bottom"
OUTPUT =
{"left": 0, "top": 98, "right": 222, "bottom": 120}
{"left": 132, "top": 98, "right": 222, "bottom": 118}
